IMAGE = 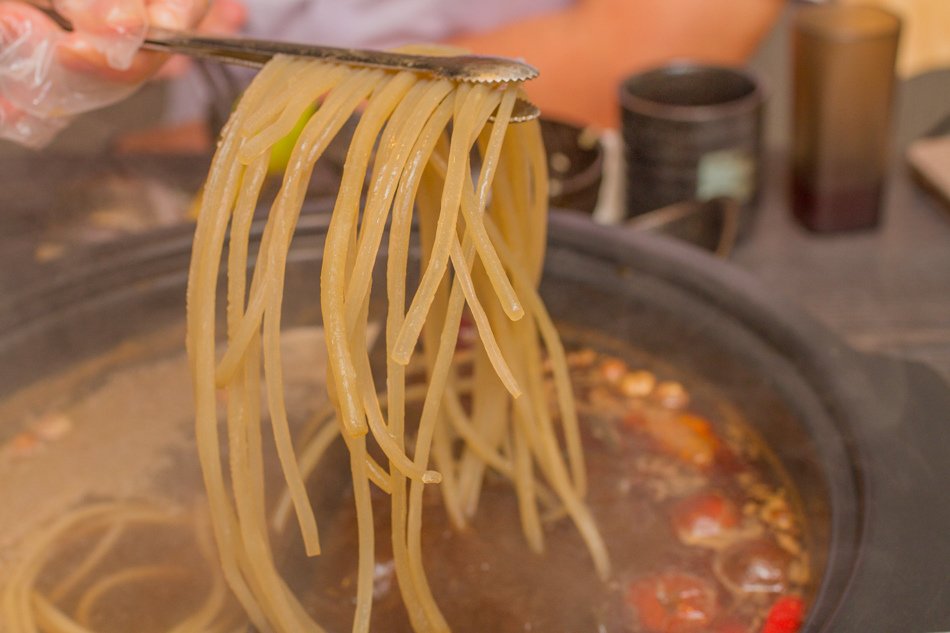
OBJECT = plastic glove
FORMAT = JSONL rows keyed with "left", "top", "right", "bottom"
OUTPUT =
{"left": 0, "top": 0, "right": 210, "bottom": 148}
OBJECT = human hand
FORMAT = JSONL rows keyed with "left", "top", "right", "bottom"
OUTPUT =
{"left": 0, "top": 0, "right": 214, "bottom": 148}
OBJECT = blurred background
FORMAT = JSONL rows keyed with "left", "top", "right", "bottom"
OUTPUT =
{"left": 0, "top": 0, "right": 948, "bottom": 379}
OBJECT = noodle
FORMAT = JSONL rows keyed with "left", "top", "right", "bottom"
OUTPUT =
{"left": 184, "top": 52, "right": 611, "bottom": 632}
{"left": 0, "top": 501, "right": 235, "bottom": 633}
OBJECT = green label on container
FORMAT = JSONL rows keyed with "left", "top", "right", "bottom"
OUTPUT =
{"left": 697, "top": 149, "right": 754, "bottom": 203}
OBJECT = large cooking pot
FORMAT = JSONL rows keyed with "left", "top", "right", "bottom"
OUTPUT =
{"left": 1, "top": 210, "right": 948, "bottom": 632}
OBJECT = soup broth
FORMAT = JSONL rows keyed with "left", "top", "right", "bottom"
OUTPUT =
{"left": 0, "top": 328, "right": 812, "bottom": 633}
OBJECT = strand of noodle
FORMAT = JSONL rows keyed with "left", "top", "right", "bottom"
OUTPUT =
{"left": 402, "top": 107, "right": 521, "bottom": 619}
{"left": 420, "top": 96, "right": 520, "bottom": 521}
{"left": 343, "top": 80, "right": 451, "bottom": 484}
{"left": 452, "top": 89, "right": 522, "bottom": 318}
{"left": 342, "top": 435, "right": 375, "bottom": 633}
{"left": 32, "top": 595, "right": 95, "bottom": 633}
{"left": 216, "top": 68, "right": 384, "bottom": 385}
{"left": 476, "top": 129, "right": 586, "bottom": 508}
{"left": 237, "top": 333, "right": 280, "bottom": 618}
{"left": 189, "top": 58, "right": 297, "bottom": 225}
{"left": 511, "top": 408, "right": 544, "bottom": 553}
{"left": 391, "top": 83, "right": 493, "bottom": 364}
{"left": 405, "top": 273, "right": 463, "bottom": 633}
{"left": 219, "top": 66, "right": 380, "bottom": 375}
{"left": 455, "top": 282, "right": 563, "bottom": 517}
{"left": 169, "top": 507, "right": 234, "bottom": 633}
{"left": 203, "top": 204, "right": 284, "bottom": 624}
{"left": 321, "top": 71, "right": 417, "bottom": 438}
{"left": 286, "top": 403, "right": 405, "bottom": 498}
{"left": 237, "top": 301, "right": 270, "bottom": 549}
{"left": 232, "top": 70, "right": 385, "bottom": 575}
{"left": 441, "top": 385, "right": 514, "bottom": 476}
{"left": 343, "top": 79, "right": 453, "bottom": 325}
{"left": 417, "top": 110, "right": 522, "bottom": 398}
{"left": 352, "top": 343, "right": 441, "bottom": 482}
{"left": 186, "top": 57, "right": 289, "bottom": 356}
{"left": 502, "top": 309, "right": 562, "bottom": 487}
{"left": 47, "top": 523, "right": 126, "bottom": 602}
{"left": 5, "top": 504, "right": 236, "bottom": 633}
{"left": 366, "top": 450, "right": 396, "bottom": 493}
{"left": 382, "top": 103, "right": 458, "bottom": 629}
{"left": 487, "top": 193, "right": 524, "bottom": 282}
{"left": 396, "top": 157, "right": 454, "bottom": 633}
{"left": 238, "top": 63, "right": 349, "bottom": 163}
{"left": 321, "top": 71, "right": 422, "bottom": 633}
{"left": 507, "top": 130, "right": 535, "bottom": 270}
{"left": 475, "top": 286, "right": 547, "bottom": 552}
{"left": 239, "top": 60, "right": 321, "bottom": 137}
{"left": 346, "top": 129, "right": 451, "bottom": 487}
{"left": 187, "top": 63, "right": 274, "bottom": 630}
{"left": 230, "top": 338, "right": 321, "bottom": 629}
{"left": 431, "top": 411, "right": 465, "bottom": 529}
{"left": 462, "top": 136, "right": 607, "bottom": 576}
{"left": 237, "top": 61, "right": 325, "bottom": 143}
{"left": 1, "top": 503, "right": 185, "bottom": 633}
{"left": 446, "top": 233, "right": 519, "bottom": 395}
{"left": 295, "top": 380, "right": 464, "bottom": 485}
{"left": 513, "top": 122, "right": 548, "bottom": 276}
{"left": 483, "top": 136, "right": 526, "bottom": 284}
{"left": 271, "top": 380, "right": 458, "bottom": 531}
{"left": 347, "top": 291, "right": 401, "bottom": 487}
{"left": 225, "top": 155, "right": 273, "bottom": 568}
{"left": 262, "top": 268, "right": 322, "bottom": 556}
{"left": 225, "top": 153, "right": 268, "bottom": 341}
{"left": 498, "top": 120, "right": 547, "bottom": 284}
{"left": 484, "top": 215, "right": 588, "bottom": 497}
{"left": 229, "top": 74, "right": 386, "bottom": 628}
{"left": 286, "top": 403, "right": 411, "bottom": 499}
{"left": 274, "top": 382, "right": 461, "bottom": 536}
{"left": 291, "top": 378, "right": 462, "bottom": 464}
{"left": 509, "top": 336, "right": 610, "bottom": 579}
{"left": 344, "top": 276, "right": 391, "bottom": 633}
{"left": 74, "top": 565, "right": 188, "bottom": 626}
{"left": 455, "top": 323, "right": 509, "bottom": 517}
{"left": 387, "top": 108, "right": 447, "bottom": 627}
{"left": 347, "top": 84, "right": 506, "bottom": 356}
{"left": 273, "top": 419, "right": 339, "bottom": 532}
{"left": 414, "top": 146, "right": 522, "bottom": 436}
{"left": 521, "top": 120, "right": 550, "bottom": 283}
{"left": 220, "top": 73, "right": 340, "bottom": 628}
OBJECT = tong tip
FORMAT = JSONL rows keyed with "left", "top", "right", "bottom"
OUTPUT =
{"left": 446, "top": 56, "right": 540, "bottom": 84}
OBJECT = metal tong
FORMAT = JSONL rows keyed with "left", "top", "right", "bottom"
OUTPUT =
{"left": 27, "top": 0, "right": 541, "bottom": 122}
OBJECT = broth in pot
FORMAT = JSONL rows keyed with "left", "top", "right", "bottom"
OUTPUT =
{"left": 0, "top": 327, "right": 812, "bottom": 633}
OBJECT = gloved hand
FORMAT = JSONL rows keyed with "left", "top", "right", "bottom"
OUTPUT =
{"left": 0, "top": 0, "right": 211, "bottom": 148}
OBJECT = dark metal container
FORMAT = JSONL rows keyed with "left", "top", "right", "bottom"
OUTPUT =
{"left": 540, "top": 118, "right": 604, "bottom": 215}
{"left": 620, "top": 63, "right": 764, "bottom": 237}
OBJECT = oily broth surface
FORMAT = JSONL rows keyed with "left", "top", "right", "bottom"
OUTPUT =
{"left": 0, "top": 327, "right": 811, "bottom": 632}
{"left": 286, "top": 337, "right": 813, "bottom": 633}
{"left": 0, "top": 328, "right": 332, "bottom": 582}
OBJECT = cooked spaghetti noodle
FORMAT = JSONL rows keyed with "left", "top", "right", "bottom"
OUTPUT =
{"left": 0, "top": 501, "right": 237, "bottom": 633}
{"left": 185, "top": 52, "right": 609, "bottom": 633}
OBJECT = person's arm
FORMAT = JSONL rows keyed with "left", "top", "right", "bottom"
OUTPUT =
{"left": 0, "top": 0, "right": 215, "bottom": 147}
{"left": 448, "top": 0, "right": 784, "bottom": 128}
